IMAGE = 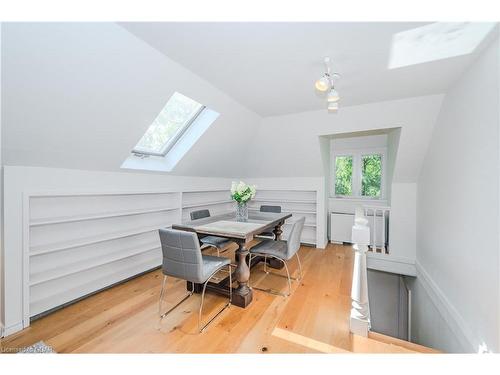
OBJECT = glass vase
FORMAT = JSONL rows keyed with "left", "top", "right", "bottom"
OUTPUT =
{"left": 236, "top": 202, "right": 248, "bottom": 222}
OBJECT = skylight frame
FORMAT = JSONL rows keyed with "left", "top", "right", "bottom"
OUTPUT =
{"left": 132, "top": 94, "right": 206, "bottom": 157}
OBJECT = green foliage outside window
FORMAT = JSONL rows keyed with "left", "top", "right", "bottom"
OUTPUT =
{"left": 134, "top": 92, "right": 203, "bottom": 154}
{"left": 334, "top": 156, "right": 353, "bottom": 195}
{"left": 361, "top": 154, "right": 382, "bottom": 197}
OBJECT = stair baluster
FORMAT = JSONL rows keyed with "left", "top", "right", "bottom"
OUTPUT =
{"left": 350, "top": 206, "right": 371, "bottom": 337}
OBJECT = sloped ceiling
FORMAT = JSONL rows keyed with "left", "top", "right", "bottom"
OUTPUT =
{"left": 1, "top": 22, "right": 261, "bottom": 177}
{"left": 2, "top": 23, "right": 494, "bottom": 180}
{"left": 120, "top": 22, "right": 496, "bottom": 117}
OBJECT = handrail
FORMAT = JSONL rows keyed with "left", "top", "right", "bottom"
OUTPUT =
{"left": 350, "top": 206, "right": 371, "bottom": 337}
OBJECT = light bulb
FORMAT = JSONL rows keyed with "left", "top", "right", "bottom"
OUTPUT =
{"left": 327, "top": 102, "right": 338, "bottom": 113}
{"left": 315, "top": 75, "right": 331, "bottom": 93}
{"left": 327, "top": 88, "right": 340, "bottom": 102}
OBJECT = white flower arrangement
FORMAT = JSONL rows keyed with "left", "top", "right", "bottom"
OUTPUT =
{"left": 230, "top": 181, "right": 256, "bottom": 204}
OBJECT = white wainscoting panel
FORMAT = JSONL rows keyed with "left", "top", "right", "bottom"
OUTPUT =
{"left": 25, "top": 191, "right": 181, "bottom": 318}
{"left": 181, "top": 190, "right": 232, "bottom": 220}
{"left": 248, "top": 189, "right": 318, "bottom": 245}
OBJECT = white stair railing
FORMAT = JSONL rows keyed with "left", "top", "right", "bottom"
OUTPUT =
{"left": 350, "top": 206, "right": 371, "bottom": 337}
{"left": 364, "top": 206, "right": 390, "bottom": 254}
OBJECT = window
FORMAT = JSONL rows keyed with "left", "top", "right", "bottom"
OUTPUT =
{"left": 334, "top": 155, "right": 353, "bottom": 196}
{"left": 361, "top": 154, "right": 382, "bottom": 197}
{"left": 133, "top": 92, "right": 205, "bottom": 156}
{"left": 332, "top": 148, "right": 385, "bottom": 199}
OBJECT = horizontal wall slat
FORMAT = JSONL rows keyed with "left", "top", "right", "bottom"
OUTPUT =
{"left": 181, "top": 190, "right": 230, "bottom": 207}
{"left": 30, "top": 192, "right": 180, "bottom": 222}
{"left": 29, "top": 250, "right": 161, "bottom": 316}
{"left": 182, "top": 200, "right": 232, "bottom": 209}
{"left": 30, "top": 206, "right": 179, "bottom": 226}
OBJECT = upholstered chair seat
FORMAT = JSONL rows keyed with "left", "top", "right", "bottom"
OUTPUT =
{"left": 249, "top": 240, "right": 288, "bottom": 260}
{"left": 249, "top": 216, "right": 305, "bottom": 296}
{"left": 190, "top": 209, "right": 235, "bottom": 256}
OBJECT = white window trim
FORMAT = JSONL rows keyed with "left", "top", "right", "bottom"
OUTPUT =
{"left": 331, "top": 147, "right": 387, "bottom": 200}
{"left": 122, "top": 107, "right": 220, "bottom": 173}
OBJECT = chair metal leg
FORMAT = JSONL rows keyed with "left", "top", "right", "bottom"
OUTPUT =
{"left": 296, "top": 252, "right": 303, "bottom": 281}
{"left": 198, "top": 264, "right": 232, "bottom": 333}
{"left": 211, "top": 245, "right": 230, "bottom": 257}
{"left": 158, "top": 275, "right": 167, "bottom": 317}
{"left": 281, "top": 260, "right": 292, "bottom": 297}
{"left": 158, "top": 276, "right": 194, "bottom": 320}
{"left": 249, "top": 252, "right": 301, "bottom": 297}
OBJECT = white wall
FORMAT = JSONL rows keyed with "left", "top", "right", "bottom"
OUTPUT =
{"left": 386, "top": 128, "right": 401, "bottom": 201}
{"left": 1, "top": 23, "right": 261, "bottom": 178}
{"left": 388, "top": 183, "right": 417, "bottom": 263}
{"left": 331, "top": 133, "right": 388, "bottom": 151}
{"left": 244, "top": 94, "right": 443, "bottom": 181}
{"left": 415, "top": 36, "right": 500, "bottom": 352}
{"left": 0, "top": 22, "right": 4, "bottom": 335}
{"left": 406, "top": 275, "right": 465, "bottom": 352}
{"left": 498, "top": 32, "right": 500, "bottom": 355}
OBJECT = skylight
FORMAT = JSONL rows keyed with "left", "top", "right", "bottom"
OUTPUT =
{"left": 388, "top": 22, "right": 497, "bottom": 69}
{"left": 133, "top": 92, "right": 205, "bottom": 156}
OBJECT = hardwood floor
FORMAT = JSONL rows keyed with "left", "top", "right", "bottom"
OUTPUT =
{"left": 0, "top": 244, "right": 434, "bottom": 353}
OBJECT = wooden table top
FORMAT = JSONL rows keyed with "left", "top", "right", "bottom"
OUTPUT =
{"left": 172, "top": 211, "right": 292, "bottom": 241}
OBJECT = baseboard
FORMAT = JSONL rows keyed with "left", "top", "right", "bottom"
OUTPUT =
{"left": 2, "top": 321, "right": 24, "bottom": 337}
{"left": 318, "top": 239, "right": 328, "bottom": 249}
{"left": 415, "top": 261, "right": 478, "bottom": 353}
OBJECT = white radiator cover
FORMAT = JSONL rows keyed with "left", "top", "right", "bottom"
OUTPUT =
{"left": 330, "top": 212, "right": 386, "bottom": 246}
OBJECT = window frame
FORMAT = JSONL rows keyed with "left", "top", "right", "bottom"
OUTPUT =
{"left": 331, "top": 147, "right": 387, "bottom": 200}
{"left": 132, "top": 97, "right": 206, "bottom": 157}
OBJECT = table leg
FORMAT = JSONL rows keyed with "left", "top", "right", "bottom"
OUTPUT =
{"left": 273, "top": 223, "right": 283, "bottom": 241}
{"left": 232, "top": 241, "right": 253, "bottom": 308}
{"left": 268, "top": 222, "right": 285, "bottom": 269}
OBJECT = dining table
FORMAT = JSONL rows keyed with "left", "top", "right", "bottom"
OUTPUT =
{"left": 172, "top": 210, "right": 292, "bottom": 308}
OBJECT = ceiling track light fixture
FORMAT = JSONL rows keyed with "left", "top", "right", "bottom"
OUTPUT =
{"left": 315, "top": 57, "right": 340, "bottom": 113}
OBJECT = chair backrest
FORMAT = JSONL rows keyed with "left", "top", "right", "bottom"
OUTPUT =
{"left": 286, "top": 216, "right": 305, "bottom": 258}
{"left": 190, "top": 209, "right": 211, "bottom": 220}
{"left": 158, "top": 228, "right": 204, "bottom": 284}
{"left": 260, "top": 205, "right": 282, "bottom": 213}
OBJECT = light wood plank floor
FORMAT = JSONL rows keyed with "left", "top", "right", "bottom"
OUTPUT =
{"left": 0, "top": 244, "right": 434, "bottom": 353}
